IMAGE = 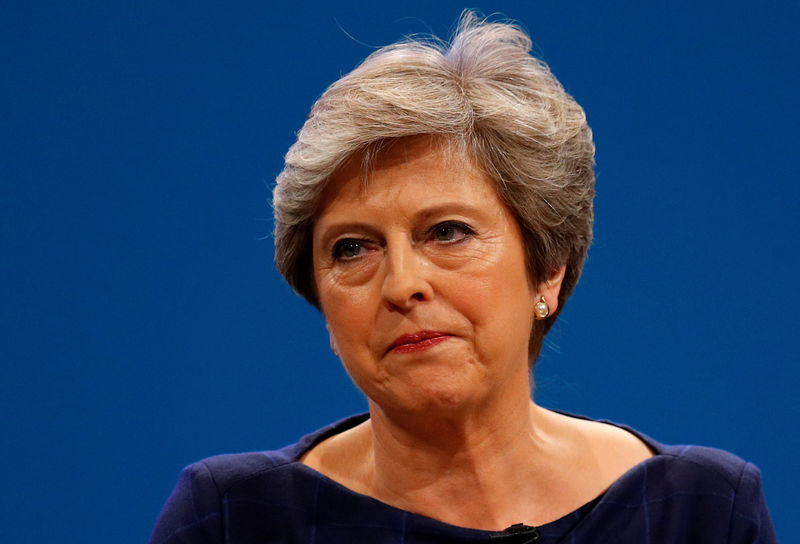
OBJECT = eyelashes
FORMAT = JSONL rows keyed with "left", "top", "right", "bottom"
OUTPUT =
{"left": 427, "top": 221, "right": 475, "bottom": 244}
{"left": 331, "top": 221, "right": 475, "bottom": 262}
{"left": 331, "top": 239, "right": 370, "bottom": 261}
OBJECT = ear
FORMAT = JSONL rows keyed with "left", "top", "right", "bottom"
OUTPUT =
{"left": 536, "top": 265, "right": 566, "bottom": 315}
{"left": 326, "top": 322, "right": 340, "bottom": 357}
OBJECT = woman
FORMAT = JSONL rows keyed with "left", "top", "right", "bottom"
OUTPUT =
{"left": 150, "top": 13, "right": 776, "bottom": 543}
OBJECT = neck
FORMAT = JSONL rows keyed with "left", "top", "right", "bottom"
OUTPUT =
{"left": 361, "top": 382, "right": 554, "bottom": 530}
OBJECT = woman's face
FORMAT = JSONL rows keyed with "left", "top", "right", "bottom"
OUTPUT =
{"left": 312, "top": 137, "right": 560, "bottom": 415}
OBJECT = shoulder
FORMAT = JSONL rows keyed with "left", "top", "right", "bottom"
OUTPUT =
{"left": 653, "top": 443, "right": 750, "bottom": 488}
{"left": 178, "top": 412, "right": 371, "bottom": 495}
{"left": 192, "top": 448, "right": 298, "bottom": 495}
{"left": 149, "top": 414, "right": 369, "bottom": 544}
{"left": 653, "top": 445, "right": 775, "bottom": 526}
{"left": 600, "top": 421, "right": 761, "bottom": 503}
{"left": 602, "top": 441, "right": 777, "bottom": 542}
{"left": 570, "top": 409, "right": 757, "bottom": 496}
{"left": 148, "top": 450, "right": 300, "bottom": 544}
{"left": 553, "top": 411, "right": 777, "bottom": 542}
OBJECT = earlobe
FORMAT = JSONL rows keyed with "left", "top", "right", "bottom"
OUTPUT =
{"left": 326, "top": 323, "right": 340, "bottom": 357}
{"left": 535, "top": 265, "right": 567, "bottom": 317}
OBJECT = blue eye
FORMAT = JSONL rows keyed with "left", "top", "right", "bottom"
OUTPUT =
{"left": 429, "top": 221, "right": 474, "bottom": 243}
{"left": 332, "top": 239, "right": 365, "bottom": 261}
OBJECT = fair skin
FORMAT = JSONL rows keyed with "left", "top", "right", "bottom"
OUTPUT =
{"left": 305, "top": 136, "right": 652, "bottom": 531}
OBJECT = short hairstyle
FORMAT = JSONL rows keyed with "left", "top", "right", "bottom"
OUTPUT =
{"left": 273, "top": 12, "right": 595, "bottom": 363}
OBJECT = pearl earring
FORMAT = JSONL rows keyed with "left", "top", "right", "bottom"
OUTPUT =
{"left": 534, "top": 296, "right": 550, "bottom": 320}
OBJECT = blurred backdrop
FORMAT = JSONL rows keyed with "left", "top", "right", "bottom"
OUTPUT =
{"left": 1, "top": 1, "right": 798, "bottom": 542}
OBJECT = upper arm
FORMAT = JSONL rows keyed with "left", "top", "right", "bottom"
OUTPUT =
{"left": 149, "top": 462, "right": 224, "bottom": 544}
{"left": 728, "top": 462, "right": 777, "bottom": 544}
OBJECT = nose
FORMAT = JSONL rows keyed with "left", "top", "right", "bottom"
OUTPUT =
{"left": 381, "top": 240, "right": 433, "bottom": 311}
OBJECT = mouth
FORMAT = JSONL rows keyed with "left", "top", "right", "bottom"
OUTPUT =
{"left": 387, "top": 331, "right": 453, "bottom": 354}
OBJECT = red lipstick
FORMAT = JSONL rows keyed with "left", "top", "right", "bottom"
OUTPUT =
{"left": 388, "top": 331, "right": 452, "bottom": 354}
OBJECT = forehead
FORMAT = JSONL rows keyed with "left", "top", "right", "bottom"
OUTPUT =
{"left": 316, "top": 136, "right": 498, "bottom": 216}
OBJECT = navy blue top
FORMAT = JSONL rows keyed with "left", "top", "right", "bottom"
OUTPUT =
{"left": 150, "top": 413, "right": 777, "bottom": 543}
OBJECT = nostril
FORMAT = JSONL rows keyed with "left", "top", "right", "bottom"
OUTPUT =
{"left": 412, "top": 292, "right": 424, "bottom": 301}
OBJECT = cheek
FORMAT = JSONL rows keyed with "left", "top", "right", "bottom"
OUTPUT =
{"left": 456, "top": 274, "right": 531, "bottom": 328}
{"left": 453, "top": 239, "right": 532, "bottom": 308}
{"left": 318, "top": 278, "right": 377, "bottom": 346}
{"left": 455, "top": 248, "right": 534, "bottom": 338}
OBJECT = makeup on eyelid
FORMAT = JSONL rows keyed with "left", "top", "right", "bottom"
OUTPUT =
{"left": 329, "top": 221, "right": 476, "bottom": 262}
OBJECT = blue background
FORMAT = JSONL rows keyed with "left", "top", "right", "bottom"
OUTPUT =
{"left": 2, "top": 2, "right": 798, "bottom": 542}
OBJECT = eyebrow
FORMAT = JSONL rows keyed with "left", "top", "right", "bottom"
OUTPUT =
{"left": 315, "top": 202, "right": 488, "bottom": 248}
{"left": 412, "top": 202, "right": 487, "bottom": 223}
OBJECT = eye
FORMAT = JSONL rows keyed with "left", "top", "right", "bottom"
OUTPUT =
{"left": 428, "top": 221, "right": 474, "bottom": 243}
{"left": 332, "top": 239, "right": 367, "bottom": 261}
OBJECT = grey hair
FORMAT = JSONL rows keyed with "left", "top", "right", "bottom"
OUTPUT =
{"left": 273, "top": 11, "right": 595, "bottom": 364}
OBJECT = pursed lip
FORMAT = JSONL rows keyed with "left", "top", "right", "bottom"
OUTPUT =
{"left": 387, "top": 331, "right": 453, "bottom": 354}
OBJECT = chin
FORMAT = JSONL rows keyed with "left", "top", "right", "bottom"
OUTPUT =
{"left": 375, "top": 371, "right": 486, "bottom": 416}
